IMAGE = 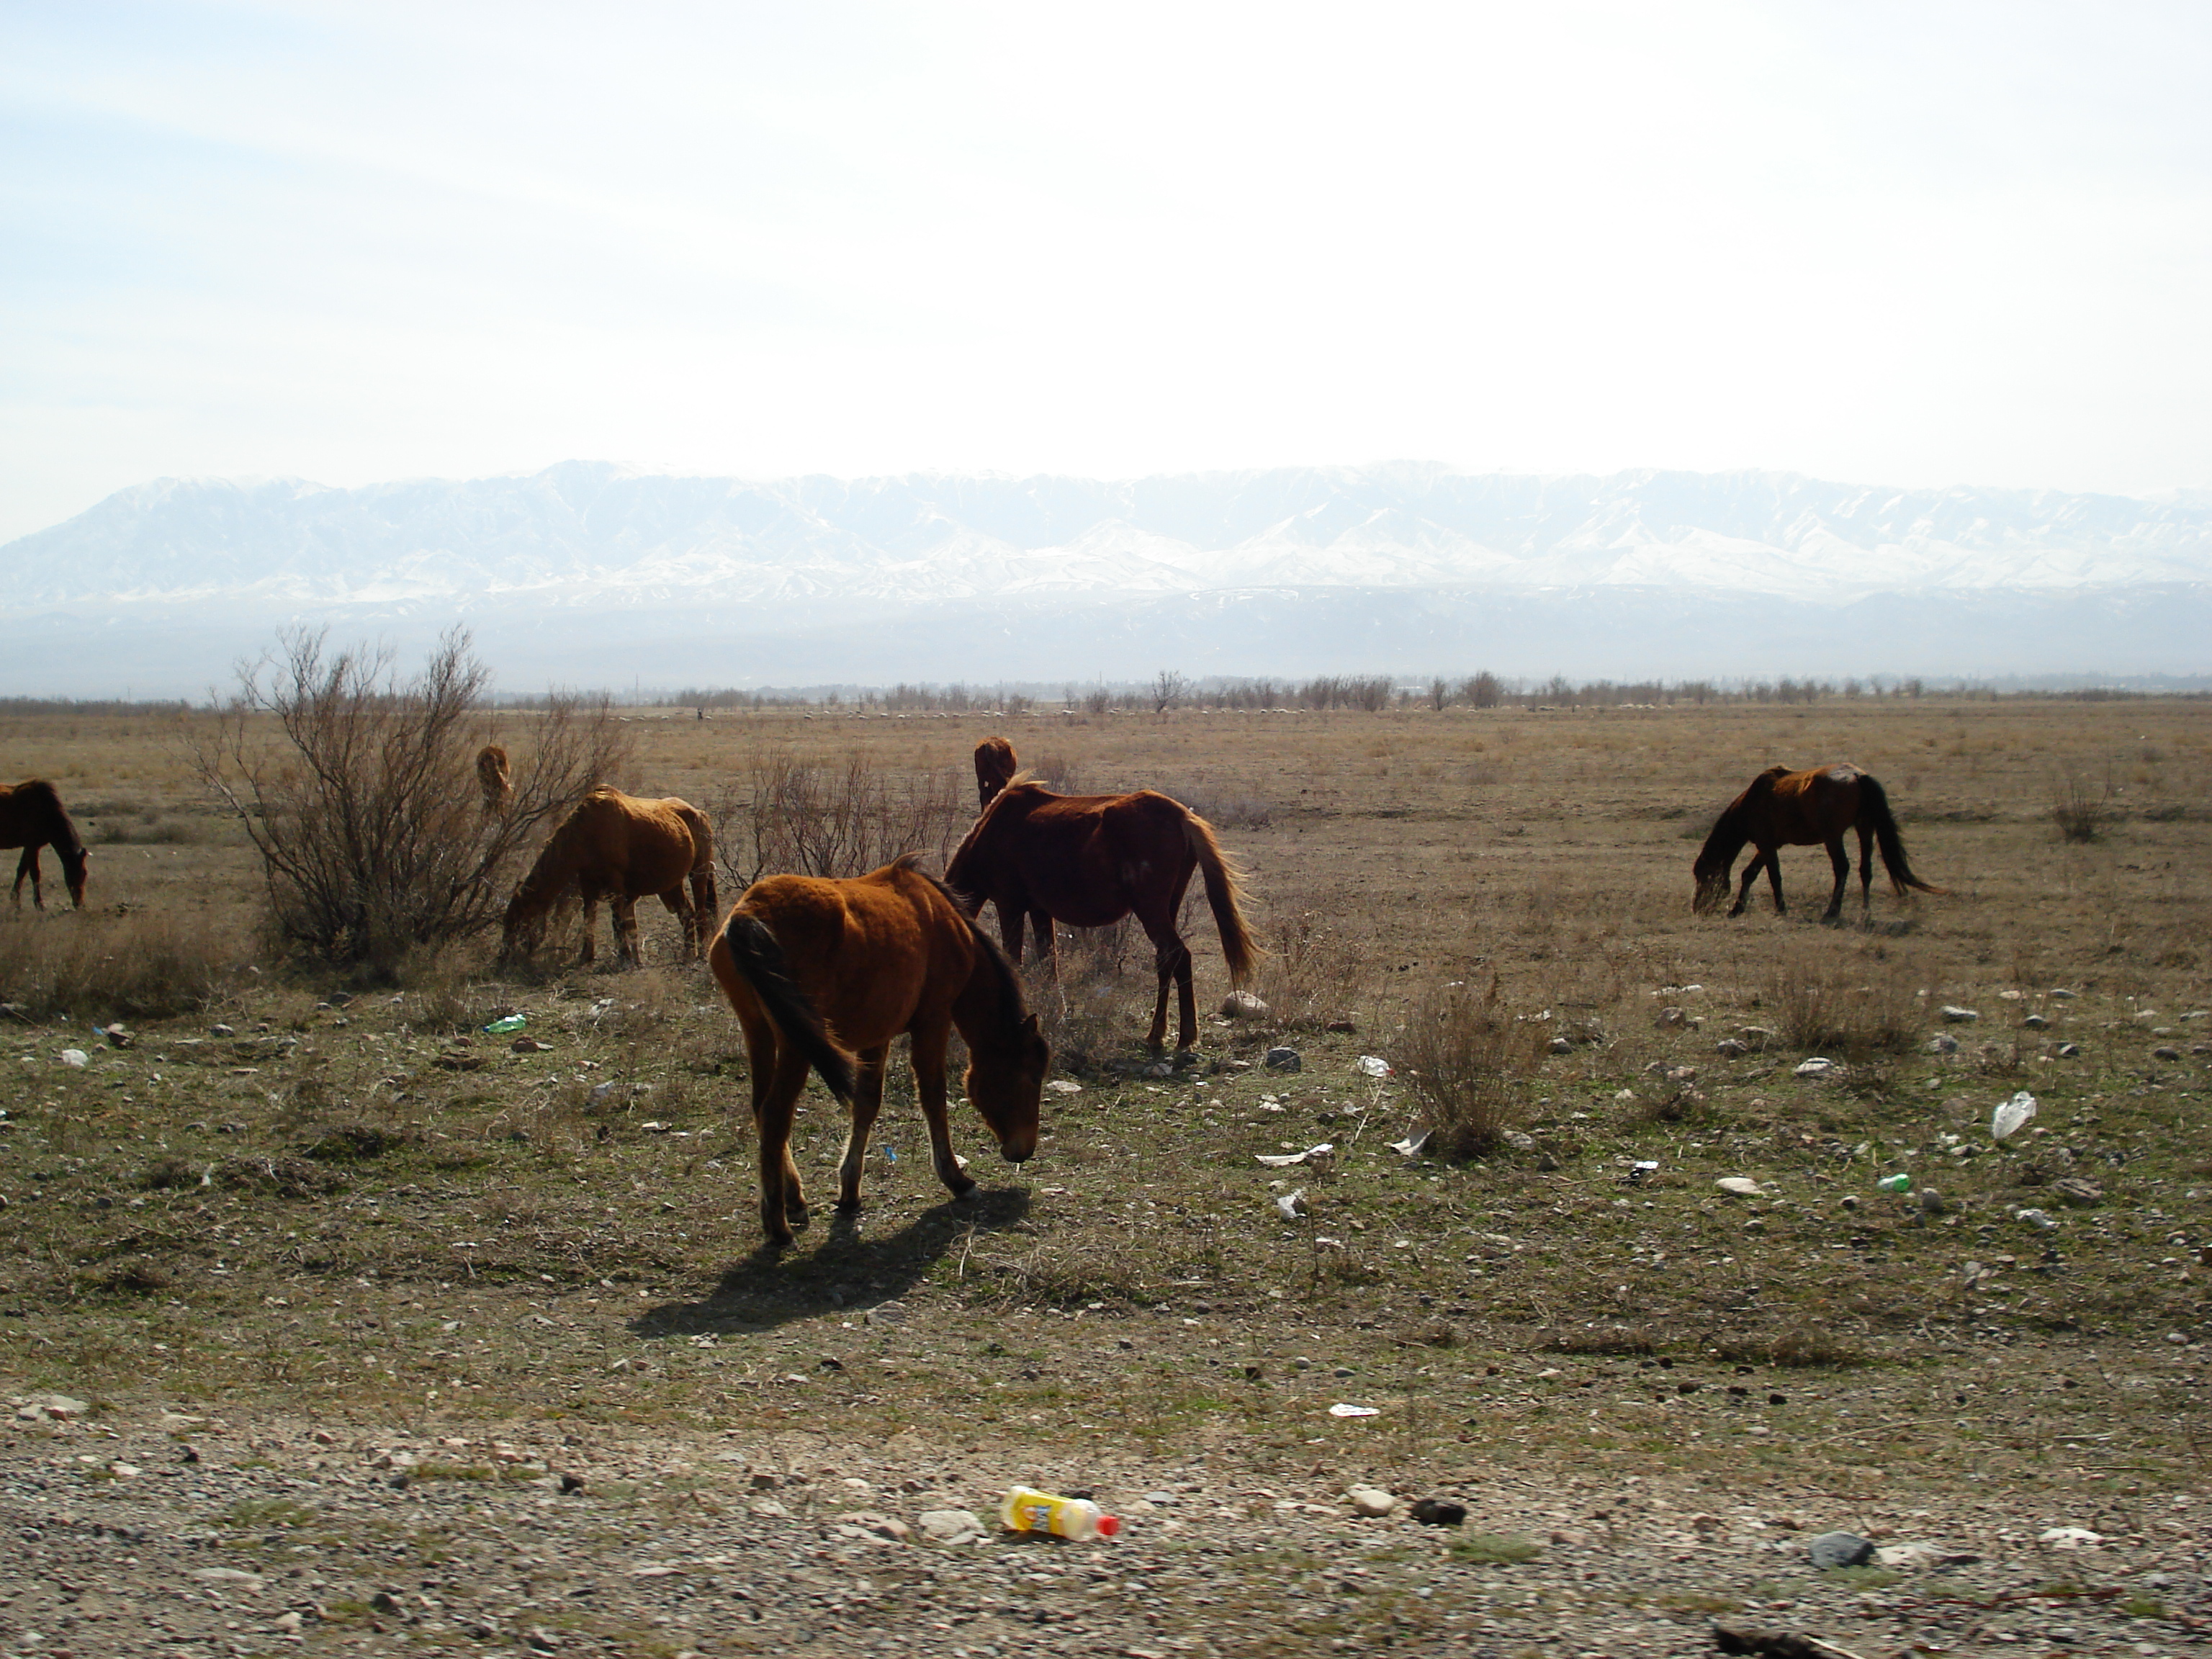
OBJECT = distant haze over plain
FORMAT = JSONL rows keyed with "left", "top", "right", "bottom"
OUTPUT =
{"left": 5, "top": 462, "right": 2206, "bottom": 697}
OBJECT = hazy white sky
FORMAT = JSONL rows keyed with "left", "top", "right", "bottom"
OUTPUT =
{"left": 4, "top": 0, "right": 2208, "bottom": 541}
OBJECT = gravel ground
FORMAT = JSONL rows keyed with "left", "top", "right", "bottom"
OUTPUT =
{"left": 6, "top": 1395, "right": 2206, "bottom": 1658}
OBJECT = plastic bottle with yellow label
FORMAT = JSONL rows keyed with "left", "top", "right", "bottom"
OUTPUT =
{"left": 997, "top": 1486, "right": 1121, "bottom": 1540}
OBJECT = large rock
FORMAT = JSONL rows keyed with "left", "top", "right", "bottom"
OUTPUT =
{"left": 1346, "top": 1485, "right": 1398, "bottom": 1517}
{"left": 1807, "top": 1530, "right": 1874, "bottom": 1570}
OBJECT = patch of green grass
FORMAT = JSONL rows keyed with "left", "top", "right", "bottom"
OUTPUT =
{"left": 2118, "top": 1593, "right": 2171, "bottom": 1620}
{"left": 1447, "top": 1532, "right": 1543, "bottom": 1565}
{"left": 222, "top": 1496, "right": 320, "bottom": 1529}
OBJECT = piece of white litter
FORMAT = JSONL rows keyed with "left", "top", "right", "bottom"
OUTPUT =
{"left": 1356, "top": 1056, "right": 1392, "bottom": 1077}
{"left": 59, "top": 1048, "right": 89, "bottom": 1069}
{"left": 1793, "top": 1057, "right": 1834, "bottom": 1076}
{"left": 2038, "top": 1527, "right": 2105, "bottom": 1549}
{"left": 1388, "top": 1130, "right": 1434, "bottom": 1158}
{"left": 1328, "top": 1403, "right": 1380, "bottom": 1418}
{"left": 1046, "top": 1079, "right": 1082, "bottom": 1095}
{"left": 1991, "top": 1091, "right": 2037, "bottom": 1142}
{"left": 1275, "top": 1189, "right": 1308, "bottom": 1220}
{"left": 1715, "top": 1177, "right": 1766, "bottom": 1197}
{"left": 1256, "top": 1143, "right": 1334, "bottom": 1167}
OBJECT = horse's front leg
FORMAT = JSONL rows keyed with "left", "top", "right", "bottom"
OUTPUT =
{"left": 13, "top": 848, "right": 40, "bottom": 910}
{"left": 1031, "top": 909, "right": 1060, "bottom": 984}
{"left": 835, "top": 1046, "right": 890, "bottom": 1211}
{"left": 1728, "top": 854, "right": 1765, "bottom": 918}
{"left": 656, "top": 887, "right": 693, "bottom": 960}
{"left": 1760, "top": 848, "right": 1787, "bottom": 914}
{"left": 577, "top": 886, "right": 600, "bottom": 965}
{"left": 1822, "top": 837, "right": 1849, "bottom": 922}
{"left": 908, "top": 1024, "right": 976, "bottom": 1201}
{"left": 1172, "top": 938, "right": 1197, "bottom": 1050}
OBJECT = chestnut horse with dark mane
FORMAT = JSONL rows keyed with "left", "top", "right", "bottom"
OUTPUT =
{"left": 476, "top": 745, "right": 513, "bottom": 815}
{"left": 500, "top": 788, "right": 716, "bottom": 966}
{"left": 1694, "top": 763, "right": 1945, "bottom": 921}
{"left": 947, "top": 775, "right": 1259, "bottom": 1051}
{"left": 973, "top": 737, "right": 1017, "bottom": 809}
{"left": 2, "top": 779, "right": 89, "bottom": 911}
{"left": 710, "top": 854, "right": 1051, "bottom": 1248}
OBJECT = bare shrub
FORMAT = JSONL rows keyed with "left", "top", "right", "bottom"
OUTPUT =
{"left": 1761, "top": 941, "right": 1922, "bottom": 1058}
{"left": 1390, "top": 976, "right": 1548, "bottom": 1157}
{"left": 0, "top": 908, "right": 235, "bottom": 1020}
{"left": 709, "top": 746, "right": 968, "bottom": 889}
{"left": 1254, "top": 902, "right": 1367, "bottom": 1030}
{"left": 2053, "top": 769, "right": 2114, "bottom": 842}
{"left": 187, "top": 627, "right": 629, "bottom": 974}
{"left": 1016, "top": 917, "right": 1138, "bottom": 1074}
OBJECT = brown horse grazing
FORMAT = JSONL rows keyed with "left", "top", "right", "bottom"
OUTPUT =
{"left": 500, "top": 788, "right": 718, "bottom": 966}
{"left": 2, "top": 780, "right": 89, "bottom": 911}
{"left": 1694, "top": 763, "right": 1947, "bottom": 921}
{"left": 946, "top": 778, "right": 1260, "bottom": 1051}
{"left": 973, "top": 736, "right": 1018, "bottom": 809}
{"left": 476, "top": 745, "right": 513, "bottom": 815}
{"left": 709, "top": 854, "right": 1051, "bottom": 1249}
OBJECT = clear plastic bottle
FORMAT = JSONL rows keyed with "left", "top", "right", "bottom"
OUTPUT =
{"left": 998, "top": 1485, "right": 1121, "bottom": 1539}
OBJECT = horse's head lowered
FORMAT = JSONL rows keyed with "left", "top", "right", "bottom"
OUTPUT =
{"left": 58, "top": 843, "right": 89, "bottom": 909}
{"left": 1690, "top": 813, "right": 1743, "bottom": 915}
{"left": 963, "top": 1008, "right": 1051, "bottom": 1165}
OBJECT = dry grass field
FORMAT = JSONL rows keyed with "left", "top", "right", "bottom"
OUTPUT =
{"left": 3, "top": 694, "right": 2209, "bottom": 1656}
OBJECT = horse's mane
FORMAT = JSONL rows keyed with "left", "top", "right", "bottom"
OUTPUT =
{"left": 896, "top": 853, "right": 1031, "bottom": 1041}
{"left": 11, "top": 779, "right": 84, "bottom": 858}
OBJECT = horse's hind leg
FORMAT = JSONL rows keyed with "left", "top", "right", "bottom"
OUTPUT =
{"left": 1822, "top": 837, "right": 1849, "bottom": 922}
{"left": 1856, "top": 824, "right": 1876, "bottom": 914}
{"left": 577, "top": 887, "right": 600, "bottom": 966}
{"left": 835, "top": 1046, "right": 890, "bottom": 1212}
{"left": 613, "top": 895, "right": 642, "bottom": 967}
{"left": 754, "top": 1045, "right": 814, "bottom": 1246}
{"left": 657, "top": 887, "right": 693, "bottom": 960}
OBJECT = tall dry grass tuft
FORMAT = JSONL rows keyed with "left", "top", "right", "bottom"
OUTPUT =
{"left": 1761, "top": 939, "right": 1923, "bottom": 1058}
{"left": 188, "top": 626, "right": 630, "bottom": 974}
{"left": 1252, "top": 903, "right": 1369, "bottom": 1031}
{"left": 710, "top": 747, "right": 969, "bottom": 889}
{"left": 2052, "top": 768, "right": 2114, "bottom": 843}
{"left": 0, "top": 909, "right": 235, "bottom": 1020}
{"left": 1390, "top": 976, "right": 1549, "bottom": 1157}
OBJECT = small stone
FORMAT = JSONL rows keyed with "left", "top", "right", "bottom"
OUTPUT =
{"left": 1654, "top": 1006, "right": 1689, "bottom": 1029}
{"left": 2056, "top": 1042, "right": 2081, "bottom": 1058}
{"left": 1263, "top": 1046, "right": 1302, "bottom": 1073}
{"left": 1346, "top": 1484, "right": 1398, "bottom": 1517}
{"left": 2052, "top": 1178, "right": 2104, "bottom": 1206}
{"left": 1715, "top": 1038, "right": 1749, "bottom": 1058}
{"left": 1928, "top": 1033, "right": 1959, "bottom": 1054}
{"left": 917, "top": 1508, "right": 987, "bottom": 1545}
{"left": 2022, "top": 1013, "right": 2049, "bottom": 1030}
{"left": 20, "top": 1393, "right": 91, "bottom": 1419}
{"left": 1325, "top": 1018, "right": 1357, "bottom": 1034}
{"left": 1793, "top": 1057, "right": 1835, "bottom": 1077}
{"left": 2153, "top": 1046, "right": 2181, "bottom": 1061}
{"left": 1549, "top": 1035, "right": 1572, "bottom": 1055}
{"left": 210, "top": 1022, "right": 235, "bottom": 1037}
{"left": 1918, "top": 1187, "right": 1945, "bottom": 1217}
{"left": 1940, "top": 1006, "right": 1979, "bottom": 1023}
{"left": 1218, "top": 990, "right": 1269, "bottom": 1019}
{"left": 1739, "top": 1025, "right": 1775, "bottom": 1046}
{"left": 60, "top": 1047, "right": 89, "bottom": 1068}
{"left": 196, "top": 1567, "right": 266, "bottom": 1587}
{"left": 512, "top": 1036, "right": 553, "bottom": 1053}
{"left": 1807, "top": 1529, "right": 1875, "bottom": 1569}
{"left": 1715, "top": 1177, "right": 1766, "bottom": 1197}
{"left": 836, "top": 1510, "right": 911, "bottom": 1542}
{"left": 2038, "top": 1526, "right": 2105, "bottom": 1549}
{"left": 750, "top": 1497, "right": 791, "bottom": 1517}
{"left": 1409, "top": 1498, "right": 1467, "bottom": 1527}
{"left": 272, "top": 1611, "right": 305, "bottom": 1634}
{"left": 558, "top": 1472, "right": 585, "bottom": 1493}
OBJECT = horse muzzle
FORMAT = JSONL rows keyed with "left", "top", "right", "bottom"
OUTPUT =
{"left": 998, "top": 1130, "right": 1037, "bottom": 1164}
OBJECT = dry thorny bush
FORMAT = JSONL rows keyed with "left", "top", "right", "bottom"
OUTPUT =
{"left": 1389, "top": 974, "right": 1549, "bottom": 1156}
{"left": 708, "top": 745, "right": 968, "bottom": 890}
{"left": 1761, "top": 936, "right": 1926, "bottom": 1059}
{"left": 186, "top": 626, "right": 631, "bottom": 975}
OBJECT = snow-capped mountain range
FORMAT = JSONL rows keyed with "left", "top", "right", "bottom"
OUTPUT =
{"left": 5, "top": 462, "right": 2208, "bottom": 693}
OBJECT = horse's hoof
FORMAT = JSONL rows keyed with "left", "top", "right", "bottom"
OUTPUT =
{"left": 834, "top": 1197, "right": 863, "bottom": 1213}
{"left": 948, "top": 1179, "right": 979, "bottom": 1201}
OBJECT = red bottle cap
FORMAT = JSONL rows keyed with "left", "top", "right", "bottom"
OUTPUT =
{"left": 1095, "top": 1513, "right": 1120, "bottom": 1537}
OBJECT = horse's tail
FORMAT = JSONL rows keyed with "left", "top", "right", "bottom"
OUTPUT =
{"left": 685, "top": 811, "right": 720, "bottom": 954}
{"left": 717, "top": 913, "right": 858, "bottom": 1103}
{"left": 1184, "top": 811, "right": 1261, "bottom": 986}
{"left": 1861, "top": 774, "right": 1947, "bottom": 898}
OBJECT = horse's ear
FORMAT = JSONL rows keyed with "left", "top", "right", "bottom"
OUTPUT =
{"left": 1021, "top": 1012, "right": 1040, "bottom": 1035}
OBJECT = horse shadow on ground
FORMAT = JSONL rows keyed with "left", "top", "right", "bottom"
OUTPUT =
{"left": 630, "top": 1185, "right": 1033, "bottom": 1339}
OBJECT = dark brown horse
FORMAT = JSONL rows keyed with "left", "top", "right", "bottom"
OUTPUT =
{"left": 2, "top": 780, "right": 89, "bottom": 910}
{"left": 500, "top": 788, "right": 717, "bottom": 966}
{"left": 973, "top": 737, "right": 1018, "bottom": 809}
{"left": 946, "top": 778, "right": 1260, "bottom": 1051}
{"left": 1694, "top": 763, "right": 1946, "bottom": 920}
{"left": 709, "top": 853, "right": 1051, "bottom": 1248}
